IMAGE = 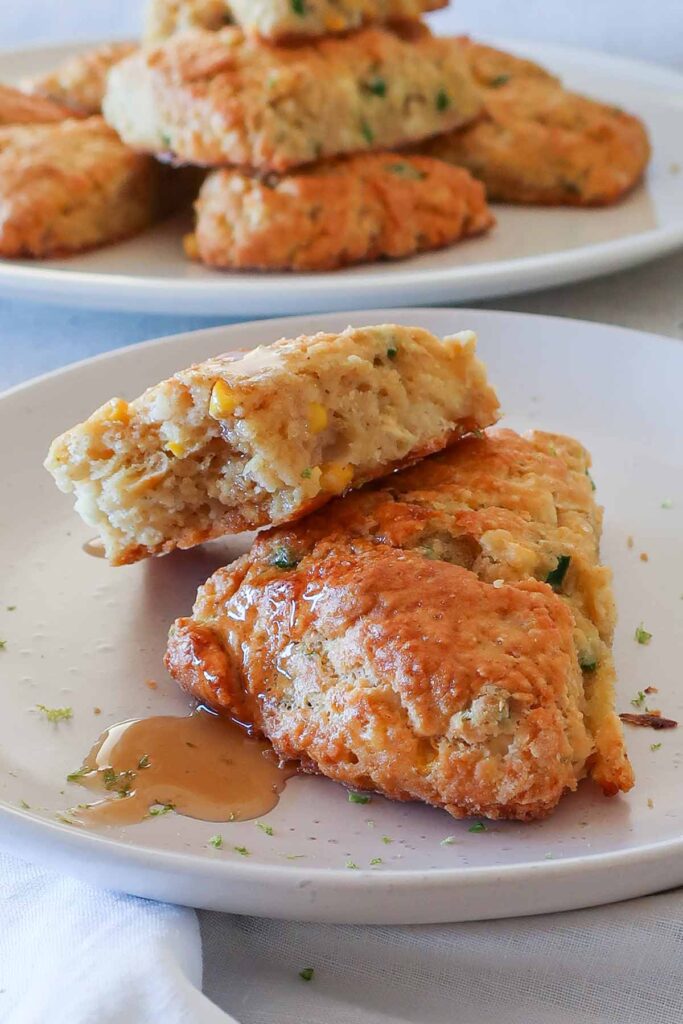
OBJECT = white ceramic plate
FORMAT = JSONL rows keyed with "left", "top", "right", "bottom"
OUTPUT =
{"left": 1, "top": 308, "right": 682, "bottom": 924}
{"left": 1, "top": 40, "right": 683, "bottom": 315}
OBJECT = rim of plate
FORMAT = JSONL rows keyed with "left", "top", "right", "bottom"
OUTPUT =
{"left": 0, "top": 39, "right": 682, "bottom": 314}
{"left": 2, "top": 305, "right": 683, "bottom": 897}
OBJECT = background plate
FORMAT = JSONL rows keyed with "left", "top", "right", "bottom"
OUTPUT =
{"left": 1, "top": 308, "right": 682, "bottom": 924}
{"left": 1, "top": 40, "right": 683, "bottom": 314}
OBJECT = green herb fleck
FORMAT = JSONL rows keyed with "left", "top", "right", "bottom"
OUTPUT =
{"left": 348, "top": 792, "right": 371, "bottom": 805}
{"left": 0, "top": 639, "right": 6, "bottom": 650}
{"left": 301, "top": 467, "right": 312, "bottom": 479}
{"left": 290, "top": 0, "right": 305, "bottom": 14}
{"left": 19, "top": 799, "right": 30, "bottom": 810}
{"left": 370, "top": 857, "right": 382, "bottom": 866}
{"left": 36, "top": 704, "right": 72, "bottom": 723}
{"left": 435, "top": 88, "right": 451, "bottom": 111}
{"left": 284, "top": 853, "right": 306, "bottom": 860}
{"left": 381, "top": 835, "right": 393, "bottom": 845}
{"left": 440, "top": 835, "right": 457, "bottom": 846}
{"left": 631, "top": 691, "right": 646, "bottom": 708}
{"left": 6, "top": 605, "right": 16, "bottom": 611}
{"left": 385, "top": 162, "right": 425, "bottom": 180}
{"left": 234, "top": 845, "right": 250, "bottom": 856}
{"left": 468, "top": 822, "right": 487, "bottom": 833}
{"left": 545, "top": 555, "right": 570, "bottom": 591}
{"left": 386, "top": 346, "right": 398, "bottom": 359}
{"left": 635, "top": 624, "right": 652, "bottom": 645}
{"left": 364, "top": 76, "right": 386, "bottom": 97}
{"left": 650, "top": 742, "right": 662, "bottom": 752}
{"left": 256, "top": 821, "right": 274, "bottom": 836}
{"left": 360, "top": 119, "right": 374, "bottom": 144}
{"left": 209, "top": 834, "right": 223, "bottom": 848}
{"left": 271, "top": 547, "right": 299, "bottom": 570}
{"left": 661, "top": 498, "right": 673, "bottom": 509}
{"left": 345, "top": 860, "right": 359, "bottom": 869}
{"left": 585, "top": 469, "right": 596, "bottom": 491}
{"left": 137, "top": 754, "right": 151, "bottom": 769}
{"left": 66, "top": 766, "right": 90, "bottom": 783}
{"left": 489, "top": 73, "right": 511, "bottom": 88}
{"left": 148, "top": 803, "right": 175, "bottom": 816}
{"left": 299, "top": 967, "right": 314, "bottom": 982}
{"left": 579, "top": 654, "right": 597, "bottom": 672}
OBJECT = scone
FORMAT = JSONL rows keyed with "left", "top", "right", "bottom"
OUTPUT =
{"left": 103, "top": 26, "right": 482, "bottom": 172}
{"left": 144, "top": 0, "right": 445, "bottom": 43}
{"left": 21, "top": 41, "right": 137, "bottom": 116}
{"left": 186, "top": 154, "right": 494, "bottom": 271}
{"left": 0, "top": 83, "right": 73, "bottom": 126}
{"left": 44, "top": 325, "right": 499, "bottom": 565}
{"left": 420, "top": 39, "right": 650, "bottom": 206}
{"left": 0, "top": 117, "right": 164, "bottom": 258}
{"left": 166, "top": 429, "right": 633, "bottom": 822}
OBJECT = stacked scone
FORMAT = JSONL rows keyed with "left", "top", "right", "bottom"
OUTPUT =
{"left": 101, "top": 0, "right": 495, "bottom": 270}
{"left": 46, "top": 322, "right": 634, "bottom": 822}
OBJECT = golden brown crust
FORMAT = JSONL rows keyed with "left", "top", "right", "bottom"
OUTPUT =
{"left": 419, "top": 38, "right": 650, "bottom": 206}
{"left": 22, "top": 41, "right": 137, "bottom": 115}
{"left": 0, "top": 84, "right": 74, "bottom": 126}
{"left": 188, "top": 154, "right": 494, "bottom": 271}
{"left": 102, "top": 26, "right": 482, "bottom": 172}
{"left": 166, "top": 429, "right": 634, "bottom": 820}
{"left": 0, "top": 117, "right": 162, "bottom": 259}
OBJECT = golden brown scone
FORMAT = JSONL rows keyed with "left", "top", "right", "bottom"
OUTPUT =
{"left": 186, "top": 154, "right": 494, "bottom": 272}
{"left": 420, "top": 39, "right": 650, "bottom": 206}
{"left": 0, "top": 83, "right": 74, "bottom": 126}
{"left": 44, "top": 325, "right": 499, "bottom": 565}
{"left": 145, "top": 0, "right": 445, "bottom": 43}
{"left": 166, "top": 429, "right": 633, "bottom": 821}
{"left": 103, "top": 26, "right": 482, "bottom": 172}
{"left": 22, "top": 41, "right": 137, "bottom": 115}
{"left": 0, "top": 117, "right": 164, "bottom": 258}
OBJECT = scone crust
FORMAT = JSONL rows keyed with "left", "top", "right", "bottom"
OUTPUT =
{"left": 0, "top": 84, "right": 73, "bottom": 126}
{"left": 22, "top": 41, "right": 137, "bottom": 116}
{"left": 421, "top": 39, "right": 650, "bottom": 206}
{"left": 166, "top": 429, "right": 633, "bottom": 819}
{"left": 0, "top": 117, "right": 159, "bottom": 258}
{"left": 103, "top": 26, "right": 482, "bottom": 172}
{"left": 189, "top": 154, "right": 494, "bottom": 271}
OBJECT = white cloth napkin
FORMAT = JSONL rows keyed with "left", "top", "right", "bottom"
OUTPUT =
{"left": 3, "top": 848, "right": 683, "bottom": 1024}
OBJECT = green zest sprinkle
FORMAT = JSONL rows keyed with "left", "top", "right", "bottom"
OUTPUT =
{"left": 66, "top": 766, "right": 89, "bottom": 783}
{"left": 299, "top": 968, "right": 314, "bottom": 982}
{"left": 585, "top": 469, "right": 596, "bottom": 491}
{"left": 301, "top": 467, "right": 312, "bottom": 479}
{"left": 148, "top": 803, "right": 174, "bottom": 816}
{"left": 271, "top": 547, "right": 299, "bottom": 570}
{"left": 440, "top": 836, "right": 457, "bottom": 846}
{"left": 0, "top": 639, "right": 6, "bottom": 649}
{"left": 545, "top": 555, "right": 571, "bottom": 591}
{"left": 386, "top": 162, "right": 425, "bottom": 180}
{"left": 365, "top": 77, "right": 386, "bottom": 97}
{"left": 290, "top": 0, "right": 305, "bottom": 14}
{"left": 661, "top": 498, "right": 673, "bottom": 509}
{"left": 489, "top": 73, "right": 511, "bottom": 88}
{"left": 386, "top": 346, "right": 398, "bottom": 359}
{"left": 348, "top": 792, "right": 371, "bottom": 805}
{"left": 36, "top": 704, "right": 73, "bottom": 723}
{"left": 234, "top": 845, "right": 250, "bottom": 856}
{"left": 579, "top": 655, "right": 597, "bottom": 672}
{"left": 360, "top": 119, "right": 374, "bottom": 144}
{"left": 650, "top": 742, "right": 662, "bottom": 752}
{"left": 345, "top": 860, "right": 359, "bottom": 869}
{"left": 381, "top": 835, "right": 393, "bottom": 844}
{"left": 137, "top": 754, "right": 151, "bottom": 769}
{"left": 635, "top": 624, "right": 652, "bottom": 645}
{"left": 256, "top": 821, "right": 274, "bottom": 835}
{"left": 435, "top": 88, "right": 451, "bottom": 111}
{"left": 468, "top": 822, "right": 487, "bottom": 833}
{"left": 370, "top": 857, "right": 382, "bottom": 865}
{"left": 631, "top": 691, "right": 646, "bottom": 708}
{"left": 209, "top": 834, "right": 223, "bottom": 848}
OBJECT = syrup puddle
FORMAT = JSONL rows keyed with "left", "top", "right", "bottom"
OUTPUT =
{"left": 67, "top": 708, "right": 295, "bottom": 826}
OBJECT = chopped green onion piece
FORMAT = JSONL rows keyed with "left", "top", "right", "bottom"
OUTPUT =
{"left": 299, "top": 967, "right": 314, "bottom": 982}
{"left": 468, "top": 822, "right": 487, "bottom": 833}
{"left": 440, "top": 835, "right": 457, "bottom": 846}
{"left": 360, "top": 119, "right": 374, "bottom": 144}
{"left": 301, "top": 467, "right": 312, "bottom": 479}
{"left": 545, "top": 555, "right": 570, "bottom": 590}
{"left": 345, "top": 860, "right": 359, "bottom": 869}
{"left": 66, "top": 766, "right": 89, "bottom": 782}
{"left": 271, "top": 547, "right": 299, "bottom": 570}
{"left": 381, "top": 835, "right": 393, "bottom": 844}
{"left": 256, "top": 821, "right": 274, "bottom": 835}
{"left": 137, "top": 754, "right": 151, "bottom": 769}
{"left": 631, "top": 691, "right": 646, "bottom": 708}
{"left": 650, "top": 742, "right": 662, "bottom": 752}
{"left": 370, "top": 857, "right": 382, "bottom": 866}
{"left": 386, "top": 346, "right": 398, "bottom": 359}
{"left": 490, "top": 74, "right": 510, "bottom": 87}
{"left": 234, "top": 845, "right": 250, "bottom": 856}
{"left": 348, "top": 792, "right": 371, "bottom": 805}
{"left": 148, "top": 803, "right": 174, "bottom": 816}
{"left": 585, "top": 469, "right": 596, "bottom": 491}
{"left": 365, "top": 77, "right": 386, "bottom": 97}
{"left": 209, "top": 834, "right": 223, "bottom": 848}
{"left": 36, "top": 704, "right": 72, "bottom": 723}
{"left": 290, "top": 0, "right": 305, "bottom": 14}
{"left": 635, "top": 624, "right": 652, "bottom": 645}
{"left": 435, "top": 88, "right": 451, "bottom": 111}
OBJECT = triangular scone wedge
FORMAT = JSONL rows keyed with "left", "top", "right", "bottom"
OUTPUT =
{"left": 166, "top": 428, "right": 633, "bottom": 821}
{"left": 45, "top": 325, "right": 499, "bottom": 565}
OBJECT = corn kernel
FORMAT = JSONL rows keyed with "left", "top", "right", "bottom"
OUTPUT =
{"left": 94, "top": 398, "right": 129, "bottom": 424}
{"left": 307, "top": 401, "right": 328, "bottom": 434}
{"left": 320, "top": 462, "right": 353, "bottom": 494}
{"left": 209, "top": 380, "right": 238, "bottom": 419}
{"left": 324, "top": 13, "right": 346, "bottom": 30}
{"left": 183, "top": 233, "right": 199, "bottom": 260}
{"left": 165, "top": 441, "right": 185, "bottom": 458}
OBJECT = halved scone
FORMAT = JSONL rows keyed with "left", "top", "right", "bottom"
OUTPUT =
{"left": 44, "top": 325, "right": 499, "bottom": 565}
{"left": 21, "top": 41, "right": 137, "bottom": 116}
{"left": 166, "top": 428, "right": 633, "bottom": 821}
